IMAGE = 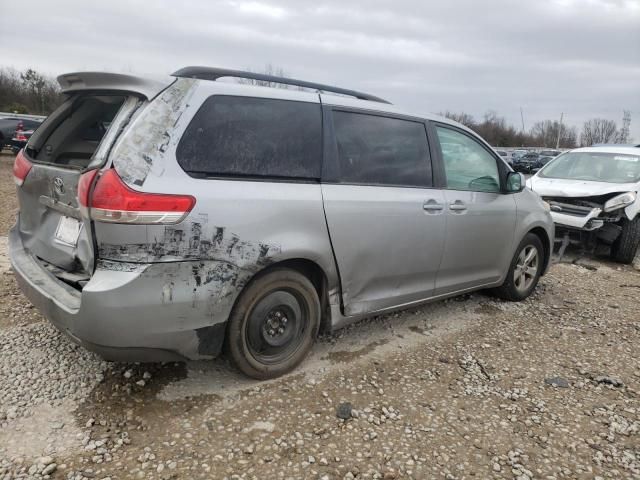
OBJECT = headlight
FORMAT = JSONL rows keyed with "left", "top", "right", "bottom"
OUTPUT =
{"left": 542, "top": 200, "right": 551, "bottom": 212}
{"left": 603, "top": 192, "right": 637, "bottom": 212}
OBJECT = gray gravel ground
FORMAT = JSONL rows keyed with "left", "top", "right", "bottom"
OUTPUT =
{"left": 0, "top": 242, "right": 638, "bottom": 479}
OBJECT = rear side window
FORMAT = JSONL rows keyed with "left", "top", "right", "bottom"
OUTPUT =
{"left": 332, "top": 111, "right": 432, "bottom": 187}
{"left": 177, "top": 96, "right": 322, "bottom": 179}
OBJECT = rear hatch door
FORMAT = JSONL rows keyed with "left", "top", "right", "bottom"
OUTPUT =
{"left": 16, "top": 92, "right": 143, "bottom": 285}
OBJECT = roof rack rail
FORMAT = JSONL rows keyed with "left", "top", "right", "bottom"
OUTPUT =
{"left": 171, "top": 66, "right": 391, "bottom": 104}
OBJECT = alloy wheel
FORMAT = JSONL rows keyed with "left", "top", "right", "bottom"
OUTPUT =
{"left": 514, "top": 245, "right": 539, "bottom": 292}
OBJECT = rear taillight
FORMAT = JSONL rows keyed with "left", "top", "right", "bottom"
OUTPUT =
{"left": 13, "top": 150, "right": 32, "bottom": 186}
{"left": 78, "top": 168, "right": 196, "bottom": 224}
{"left": 78, "top": 169, "right": 99, "bottom": 208}
{"left": 14, "top": 122, "right": 27, "bottom": 141}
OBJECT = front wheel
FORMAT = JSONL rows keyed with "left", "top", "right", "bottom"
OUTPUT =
{"left": 610, "top": 217, "right": 640, "bottom": 264}
{"left": 226, "top": 268, "right": 320, "bottom": 380}
{"left": 492, "top": 233, "right": 544, "bottom": 301}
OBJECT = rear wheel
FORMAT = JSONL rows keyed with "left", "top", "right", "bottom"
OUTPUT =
{"left": 610, "top": 217, "right": 640, "bottom": 264}
{"left": 226, "top": 268, "right": 320, "bottom": 379}
{"left": 492, "top": 233, "right": 544, "bottom": 301}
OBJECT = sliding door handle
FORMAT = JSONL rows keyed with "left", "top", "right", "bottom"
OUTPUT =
{"left": 449, "top": 201, "right": 468, "bottom": 212}
{"left": 423, "top": 200, "right": 444, "bottom": 212}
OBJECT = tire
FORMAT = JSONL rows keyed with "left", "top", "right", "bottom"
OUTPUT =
{"left": 226, "top": 268, "right": 320, "bottom": 380}
{"left": 492, "top": 233, "right": 544, "bottom": 301}
{"left": 610, "top": 217, "right": 640, "bottom": 264}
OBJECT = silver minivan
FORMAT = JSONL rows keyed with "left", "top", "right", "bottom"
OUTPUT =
{"left": 10, "top": 67, "right": 554, "bottom": 379}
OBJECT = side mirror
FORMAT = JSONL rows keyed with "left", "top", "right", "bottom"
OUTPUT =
{"left": 506, "top": 171, "right": 525, "bottom": 193}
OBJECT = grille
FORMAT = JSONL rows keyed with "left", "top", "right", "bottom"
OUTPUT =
{"left": 546, "top": 200, "right": 595, "bottom": 217}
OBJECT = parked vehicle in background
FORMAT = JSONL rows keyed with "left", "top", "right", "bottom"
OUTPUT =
{"left": 11, "top": 125, "right": 33, "bottom": 154}
{"left": 538, "top": 155, "right": 554, "bottom": 166}
{"left": 495, "top": 150, "right": 511, "bottom": 164}
{"left": 514, "top": 152, "right": 542, "bottom": 173}
{"left": 0, "top": 117, "right": 43, "bottom": 150}
{"left": 511, "top": 149, "right": 528, "bottom": 162}
{"left": 527, "top": 146, "right": 640, "bottom": 264}
{"left": 539, "top": 150, "right": 560, "bottom": 157}
{"left": 10, "top": 68, "right": 554, "bottom": 379}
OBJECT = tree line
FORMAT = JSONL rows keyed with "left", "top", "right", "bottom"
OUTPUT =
{"left": 440, "top": 110, "right": 632, "bottom": 148}
{"left": 0, "top": 66, "right": 633, "bottom": 148}
{"left": 0, "top": 67, "right": 62, "bottom": 115}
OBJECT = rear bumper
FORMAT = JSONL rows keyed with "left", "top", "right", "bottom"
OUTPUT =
{"left": 9, "top": 226, "right": 232, "bottom": 362}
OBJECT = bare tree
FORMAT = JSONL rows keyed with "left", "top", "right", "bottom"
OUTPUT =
{"left": 475, "top": 111, "right": 526, "bottom": 147}
{"left": 580, "top": 118, "right": 618, "bottom": 146}
{"left": 439, "top": 110, "right": 541, "bottom": 147}
{"left": 0, "top": 67, "right": 61, "bottom": 115}
{"left": 439, "top": 111, "right": 476, "bottom": 128}
{"left": 530, "top": 120, "right": 577, "bottom": 148}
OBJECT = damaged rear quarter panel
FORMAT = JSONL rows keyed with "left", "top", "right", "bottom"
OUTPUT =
{"left": 95, "top": 220, "right": 282, "bottom": 346}
{"left": 95, "top": 179, "right": 340, "bottom": 334}
{"left": 93, "top": 80, "right": 340, "bottom": 355}
{"left": 111, "top": 78, "right": 197, "bottom": 187}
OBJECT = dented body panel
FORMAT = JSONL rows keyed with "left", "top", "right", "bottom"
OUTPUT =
{"left": 321, "top": 184, "right": 447, "bottom": 316}
{"left": 10, "top": 224, "right": 226, "bottom": 360}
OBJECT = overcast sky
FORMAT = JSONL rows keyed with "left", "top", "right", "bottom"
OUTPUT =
{"left": 1, "top": 0, "right": 639, "bottom": 140}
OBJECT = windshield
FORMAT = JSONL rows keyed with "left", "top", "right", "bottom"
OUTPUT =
{"left": 538, "top": 151, "right": 640, "bottom": 183}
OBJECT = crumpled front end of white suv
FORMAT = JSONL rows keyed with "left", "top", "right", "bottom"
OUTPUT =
{"left": 537, "top": 188, "right": 639, "bottom": 234}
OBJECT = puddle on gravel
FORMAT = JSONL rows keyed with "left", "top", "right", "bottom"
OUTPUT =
{"left": 474, "top": 304, "right": 503, "bottom": 316}
{"left": 323, "top": 339, "right": 388, "bottom": 364}
{"left": 72, "top": 362, "right": 189, "bottom": 435}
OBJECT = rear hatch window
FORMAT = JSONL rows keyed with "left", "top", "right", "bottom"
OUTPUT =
{"left": 26, "top": 95, "right": 126, "bottom": 168}
{"left": 16, "top": 93, "right": 140, "bottom": 287}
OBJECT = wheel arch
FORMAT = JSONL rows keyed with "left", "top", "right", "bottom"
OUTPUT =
{"left": 527, "top": 226, "right": 552, "bottom": 275}
{"left": 230, "top": 257, "right": 335, "bottom": 334}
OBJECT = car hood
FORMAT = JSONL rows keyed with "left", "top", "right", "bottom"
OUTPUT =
{"left": 527, "top": 176, "right": 639, "bottom": 197}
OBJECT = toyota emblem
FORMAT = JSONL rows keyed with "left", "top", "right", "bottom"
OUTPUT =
{"left": 53, "top": 177, "right": 65, "bottom": 195}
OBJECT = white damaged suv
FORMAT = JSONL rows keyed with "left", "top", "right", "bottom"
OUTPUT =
{"left": 527, "top": 145, "right": 640, "bottom": 263}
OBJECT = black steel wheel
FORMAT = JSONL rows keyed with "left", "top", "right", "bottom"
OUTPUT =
{"left": 226, "top": 268, "right": 320, "bottom": 379}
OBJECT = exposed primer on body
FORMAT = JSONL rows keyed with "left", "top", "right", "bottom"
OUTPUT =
{"left": 98, "top": 220, "right": 280, "bottom": 265}
{"left": 97, "top": 218, "right": 280, "bottom": 334}
{"left": 96, "top": 259, "right": 149, "bottom": 273}
{"left": 129, "top": 254, "right": 258, "bottom": 343}
{"left": 112, "top": 78, "right": 197, "bottom": 187}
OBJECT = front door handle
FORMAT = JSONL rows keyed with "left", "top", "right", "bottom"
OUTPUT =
{"left": 423, "top": 200, "right": 444, "bottom": 212}
{"left": 449, "top": 201, "right": 468, "bottom": 212}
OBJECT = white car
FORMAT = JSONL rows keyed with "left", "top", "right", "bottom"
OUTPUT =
{"left": 527, "top": 145, "right": 640, "bottom": 264}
